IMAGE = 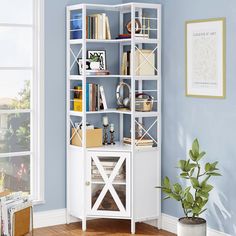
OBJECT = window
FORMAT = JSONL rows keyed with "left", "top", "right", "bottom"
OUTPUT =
{"left": 0, "top": 0, "right": 44, "bottom": 203}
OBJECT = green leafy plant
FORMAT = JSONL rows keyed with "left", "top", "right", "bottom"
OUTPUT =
{"left": 159, "top": 139, "right": 221, "bottom": 219}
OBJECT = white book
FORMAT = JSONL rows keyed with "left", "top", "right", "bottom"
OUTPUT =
{"left": 105, "top": 16, "right": 111, "bottom": 39}
{"left": 99, "top": 86, "right": 108, "bottom": 110}
{"left": 102, "top": 13, "right": 106, "bottom": 39}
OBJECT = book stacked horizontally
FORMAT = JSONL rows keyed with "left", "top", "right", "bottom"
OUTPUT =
{"left": 116, "top": 33, "right": 149, "bottom": 39}
{"left": 86, "top": 69, "right": 110, "bottom": 76}
{"left": 0, "top": 192, "right": 32, "bottom": 236}
{"left": 87, "top": 13, "right": 111, "bottom": 40}
{"left": 123, "top": 137, "right": 154, "bottom": 148}
{"left": 86, "top": 84, "right": 107, "bottom": 111}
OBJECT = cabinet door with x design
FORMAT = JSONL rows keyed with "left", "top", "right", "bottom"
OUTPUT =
{"left": 86, "top": 151, "right": 131, "bottom": 218}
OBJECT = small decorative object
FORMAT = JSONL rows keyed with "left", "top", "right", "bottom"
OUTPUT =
{"left": 126, "top": 19, "right": 141, "bottom": 34}
{"left": 141, "top": 16, "right": 150, "bottom": 38}
{"left": 157, "top": 139, "right": 221, "bottom": 236}
{"left": 78, "top": 59, "right": 92, "bottom": 75}
{"left": 71, "top": 12, "right": 82, "bottom": 39}
{"left": 102, "top": 116, "right": 109, "bottom": 145}
{"left": 73, "top": 85, "right": 82, "bottom": 112}
{"left": 135, "top": 93, "right": 154, "bottom": 112}
{"left": 116, "top": 82, "right": 131, "bottom": 110}
{"left": 87, "top": 50, "right": 107, "bottom": 70}
{"left": 186, "top": 18, "right": 226, "bottom": 98}
{"left": 109, "top": 123, "right": 115, "bottom": 145}
{"left": 135, "top": 121, "right": 144, "bottom": 139}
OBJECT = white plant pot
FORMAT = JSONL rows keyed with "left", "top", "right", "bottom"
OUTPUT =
{"left": 177, "top": 218, "right": 206, "bottom": 236}
{"left": 90, "top": 61, "right": 100, "bottom": 70}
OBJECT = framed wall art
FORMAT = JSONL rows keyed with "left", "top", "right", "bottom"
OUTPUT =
{"left": 87, "top": 50, "right": 107, "bottom": 70}
{"left": 185, "top": 18, "right": 226, "bottom": 98}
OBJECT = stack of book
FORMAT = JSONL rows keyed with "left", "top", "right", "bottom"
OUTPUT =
{"left": 86, "top": 69, "right": 110, "bottom": 76}
{"left": 87, "top": 13, "right": 111, "bottom": 39}
{"left": 116, "top": 33, "right": 149, "bottom": 39}
{"left": 86, "top": 84, "right": 107, "bottom": 111}
{"left": 92, "top": 160, "right": 125, "bottom": 181}
{"left": 0, "top": 192, "right": 32, "bottom": 236}
{"left": 123, "top": 137, "right": 154, "bottom": 148}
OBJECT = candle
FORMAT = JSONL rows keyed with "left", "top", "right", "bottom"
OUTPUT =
{"left": 110, "top": 123, "right": 114, "bottom": 132}
{"left": 103, "top": 116, "right": 108, "bottom": 126}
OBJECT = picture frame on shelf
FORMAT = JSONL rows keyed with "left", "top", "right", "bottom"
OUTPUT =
{"left": 185, "top": 18, "right": 226, "bottom": 98}
{"left": 78, "top": 58, "right": 92, "bottom": 75}
{"left": 87, "top": 50, "right": 107, "bottom": 70}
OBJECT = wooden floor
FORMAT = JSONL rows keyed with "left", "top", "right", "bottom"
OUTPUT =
{"left": 32, "top": 219, "right": 176, "bottom": 236}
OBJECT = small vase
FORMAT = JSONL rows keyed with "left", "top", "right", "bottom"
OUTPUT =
{"left": 177, "top": 217, "right": 206, "bottom": 236}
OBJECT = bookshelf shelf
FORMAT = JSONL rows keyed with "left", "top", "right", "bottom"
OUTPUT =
{"left": 69, "top": 75, "right": 132, "bottom": 80}
{"left": 70, "top": 38, "right": 159, "bottom": 45}
{"left": 69, "top": 110, "right": 83, "bottom": 117}
{"left": 66, "top": 2, "right": 162, "bottom": 234}
{"left": 86, "top": 109, "right": 131, "bottom": 115}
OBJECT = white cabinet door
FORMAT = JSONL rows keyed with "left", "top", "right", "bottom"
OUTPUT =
{"left": 86, "top": 151, "right": 131, "bottom": 218}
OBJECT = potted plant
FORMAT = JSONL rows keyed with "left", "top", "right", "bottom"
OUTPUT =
{"left": 158, "top": 139, "right": 221, "bottom": 236}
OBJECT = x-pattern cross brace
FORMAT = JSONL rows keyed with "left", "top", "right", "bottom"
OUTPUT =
{"left": 70, "top": 119, "right": 82, "bottom": 142}
{"left": 91, "top": 155, "right": 126, "bottom": 213}
{"left": 135, "top": 119, "right": 158, "bottom": 146}
{"left": 70, "top": 47, "right": 82, "bottom": 72}
{"left": 135, "top": 46, "right": 158, "bottom": 74}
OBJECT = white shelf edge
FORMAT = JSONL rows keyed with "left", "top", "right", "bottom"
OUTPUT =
{"left": 69, "top": 75, "right": 132, "bottom": 79}
{"left": 86, "top": 109, "right": 131, "bottom": 115}
{"left": 69, "top": 38, "right": 159, "bottom": 45}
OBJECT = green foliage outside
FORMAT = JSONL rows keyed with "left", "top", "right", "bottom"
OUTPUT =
{"left": 0, "top": 80, "right": 30, "bottom": 153}
{"left": 158, "top": 139, "right": 221, "bottom": 219}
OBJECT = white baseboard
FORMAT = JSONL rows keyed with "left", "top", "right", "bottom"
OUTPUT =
{"left": 33, "top": 209, "right": 230, "bottom": 236}
{"left": 33, "top": 209, "right": 67, "bottom": 228}
{"left": 161, "top": 213, "right": 231, "bottom": 236}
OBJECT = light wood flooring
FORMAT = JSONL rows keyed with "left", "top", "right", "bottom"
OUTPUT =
{"left": 31, "top": 219, "right": 175, "bottom": 236}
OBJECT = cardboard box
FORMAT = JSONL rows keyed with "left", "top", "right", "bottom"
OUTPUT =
{"left": 72, "top": 128, "right": 103, "bottom": 148}
{"left": 135, "top": 49, "right": 155, "bottom": 76}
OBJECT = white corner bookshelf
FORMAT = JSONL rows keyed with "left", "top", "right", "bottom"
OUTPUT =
{"left": 66, "top": 2, "right": 161, "bottom": 234}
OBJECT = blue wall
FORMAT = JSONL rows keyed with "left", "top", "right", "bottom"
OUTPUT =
{"left": 35, "top": 0, "right": 122, "bottom": 212}
{"left": 37, "top": 0, "right": 236, "bottom": 235}
{"left": 162, "top": 0, "right": 236, "bottom": 235}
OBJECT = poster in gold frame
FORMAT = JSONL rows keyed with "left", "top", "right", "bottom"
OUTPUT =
{"left": 185, "top": 18, "right": 226, "bottom": 98}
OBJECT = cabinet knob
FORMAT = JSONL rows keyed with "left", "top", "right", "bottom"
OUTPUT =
{"left": 85, "top": 181, "right": 90, "bottom": 186}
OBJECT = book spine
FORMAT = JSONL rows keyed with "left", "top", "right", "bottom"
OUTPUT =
{"left": 102, "top": 13, "right": 106, "bottom": 39}
{"left": 92, "top": 84, "right": 96, "bottom": 111}
{"left": 127, "top": 51, "right": 130, "bottom": 75}
{"left": 89, "top": 84, "right": 92, "bottom": 111}
{"left": 97, "top": 84, "right": 100, "bottom": 111}
{"left": 86, "top": 83, "right": 89, "bottom": 111}
{"left": 105, "top": 16, "right": 111, "bottom": 40}
{"left": 99, "top": 86, "right": 107, "bottom": 110}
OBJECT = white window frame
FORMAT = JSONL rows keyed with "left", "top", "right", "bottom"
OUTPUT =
{"left": 0, "top": 0, "right": 45, "bottom": 204}
{"left": 33, "top": 0, "right": 45, "bottom": 204}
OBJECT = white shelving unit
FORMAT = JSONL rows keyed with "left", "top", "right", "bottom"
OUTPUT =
{"left": 66, "top": 2, "right": 161, "bottom": 234}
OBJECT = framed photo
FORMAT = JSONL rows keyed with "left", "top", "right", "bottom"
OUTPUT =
{"left": 186, "top": 18, "right": 226, "bottom": 98}
{"left": 87, "top": 50, "right": 107, "bottom": 70}
{"left": 78, "top": 59, "right": 91, "bottom": 75}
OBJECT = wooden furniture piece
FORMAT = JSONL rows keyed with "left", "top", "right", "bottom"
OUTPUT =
{"left": 66, "top": 2, "right": 161, "bottom": 234}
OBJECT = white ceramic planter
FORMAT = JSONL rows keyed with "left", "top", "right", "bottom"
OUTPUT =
{"left": 90, "top": 61, "right": 100, "bottom": 70}
{"left": 177, "top": 218, "right": 206, "bottom": 236}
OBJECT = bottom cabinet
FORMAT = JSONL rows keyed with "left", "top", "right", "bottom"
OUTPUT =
{"left": 86, "top": 151, "right": 131, "bottom": 218}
